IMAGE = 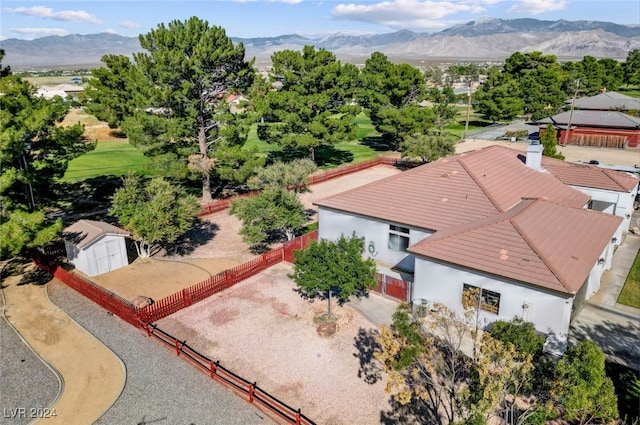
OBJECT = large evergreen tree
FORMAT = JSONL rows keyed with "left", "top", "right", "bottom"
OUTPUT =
{"left": 257, "top": 46, "right": 360, "bottom": 161}
{"left": 0, "top": 51, "right": 92, "bottom": 257}
{"left": 87, "top": 17, "right": 255, "bottom": 203}
{"left": 359, "top": 52, "right": 435, "bottom": 149}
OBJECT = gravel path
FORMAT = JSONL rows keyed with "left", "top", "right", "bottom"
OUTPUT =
{"left": 46, "top": 280, "right": 275, "bottom": 425}
{"left": 0, "top": 315, "right": 60, "bottom": 425}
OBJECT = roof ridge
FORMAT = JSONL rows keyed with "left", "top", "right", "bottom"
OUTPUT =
{"left": 510, "top": 201, "right": 570, "bottom": 293}
{"left": 457, "top": 153, "right": 506, "bottom": 212}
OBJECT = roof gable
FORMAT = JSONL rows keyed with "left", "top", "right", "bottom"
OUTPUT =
{"left": 541, "top": 156, "right": 639, "bottom": 192}
{"left": 409, "top": 199, "right": 622, "bottom": 294}
{"left": 63, "top": 220, "right": 129, "bottom": 249}
{"left": 315, "top": 145, "right": 590, "bottom": 231}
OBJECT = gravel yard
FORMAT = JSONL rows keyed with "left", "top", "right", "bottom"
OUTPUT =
{"left": 46, "top": 280, "right": 276, "bottom": 425}
{"left": 157, "top": 262, "right": 391, "bottom": 425}
{"left": 0, "top": 316, "right": 60, "bottom": 425}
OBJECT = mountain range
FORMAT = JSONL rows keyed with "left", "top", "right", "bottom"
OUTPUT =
{"left": 1, "top": 17, "right": 639, "bottom": 69}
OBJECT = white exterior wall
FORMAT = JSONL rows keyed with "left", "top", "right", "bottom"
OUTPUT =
{"left": 573, "top": 184, "right": 638, "bottom": 243}
{"left": 318, "top": 207, "right": 432, "bottom": 272}
{"left": 65, "top": 234, "right": 128, "bottom": 277}
{"left": 412, "top": 258, "right": 574, "bottom": 355}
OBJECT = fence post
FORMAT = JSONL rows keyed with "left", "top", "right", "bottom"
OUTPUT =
{"left": 225, "top": 270, "right": 232, "bottom": 287}
{"left": 262, "top": 254, "right": 267, "bottom": 269}
{"left": 182, "top": 288, "right": 191, "bottom": 308}
{"left": 175, "top": 339, "right": 181, "bottom": 356}
{"left": 296, "top": 408, "right": 301, "bottom": 425}
{"left": 210, "top": 360, "right": 216, "bottom": 379}
{"left": 249, "top": 382, "right": 255, "bottom": 403}
{"left": 145, "top": 322, "right": 151, "bottom": 337}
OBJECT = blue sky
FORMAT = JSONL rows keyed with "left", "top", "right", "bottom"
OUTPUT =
{"left": 1, "top": 0, "right": 639, "bottom": 40}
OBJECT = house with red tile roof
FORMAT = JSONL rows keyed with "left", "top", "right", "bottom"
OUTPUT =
{"left": 314, "top": 144, "right": 638, "bottom": 355}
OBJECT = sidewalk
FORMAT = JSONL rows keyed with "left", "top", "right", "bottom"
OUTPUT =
{"left": 1, "top": 264, "right": 125, "bottom": 424}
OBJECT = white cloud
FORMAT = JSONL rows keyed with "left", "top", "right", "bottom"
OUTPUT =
{"left": 10, "top": 27, "right": 70, "bottom": 37}
{"left": 507, "top": 0, "right": 567, "bottom": 14}
{"left": 332, "top": 0, "right": 484, "bottom": 30}
{"left": 4, "top": 6, "right": 103, "bottom": 24}
{"left": 102, "top": 28, "right": 118, "bottom": 34}
{"left": 120, "top": 20, "right": 143, "bottom": 29}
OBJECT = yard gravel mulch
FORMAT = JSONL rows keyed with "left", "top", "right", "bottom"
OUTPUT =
{"left": 46, "top": 280, "right": 276, "bottom": 425}
{"left": 0, "top": 315, "right": 60, "bottom": 425}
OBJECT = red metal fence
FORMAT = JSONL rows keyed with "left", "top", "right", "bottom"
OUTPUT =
{"left": 282, "top": 230, "right": 318, "bottom": 263}
{"left": 143, "top": 323, "right": 315, "bottom": 425}
{"left": 373, "top": 273, "right": 412, "bottom": 302}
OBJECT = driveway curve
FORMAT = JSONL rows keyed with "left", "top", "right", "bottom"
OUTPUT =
{"left": 1, "top": 264, "right": 125, "bottom": 425}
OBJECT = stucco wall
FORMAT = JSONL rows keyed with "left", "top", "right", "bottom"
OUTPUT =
{"left": 412, "top": 257, "right": 574, "bottom": 355}
{"left": 318, "top": 207, "right": 432, "bottom": 272}
{"left": 573, "top": 185, "right": 638, "bottom": 240}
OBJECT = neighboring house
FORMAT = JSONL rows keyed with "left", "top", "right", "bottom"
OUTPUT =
{"left": 315, "top": 144, "right": 638, "bottom": 355}
{"left": 568, "top": 91, "right": 640, "bottom": 112}
{"left": 534, "top": 110, "right": 640, "bottom": 148}
{"left": 36, "top": 83, "right": 84, "bottom": 100}
{"left": 226, "top": 93, "right": 248, "bottom": 114}
{"left": 63, "top": 220, "right": 130, "bottom": 277}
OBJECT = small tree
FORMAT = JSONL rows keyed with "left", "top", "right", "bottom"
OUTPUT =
{"left": 289, "top": 233, "right": 377, "bottom": 314}
{"left": 229, "top": 188, "right": 306, "bottom": 243}
{"left": 247, "top": 158, "right": 317, "bottom": 192}
{"left": 110, "top": 175, "right": 200, "bottom": 258}
{"left": 400, "top": 129, "right": 455, "bottom": 162}
{"left": 376, "top": 302, "right": 478, "bottom": 425}
{"left": 540, "top": 123, "right": 565, "bottom": 159}
{"left": 553, "top": 340, "right": 618, "bottom": 425}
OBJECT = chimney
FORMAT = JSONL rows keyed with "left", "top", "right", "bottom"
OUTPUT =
{"left": 526, "top": 141, "right": 543, "bottom": 171}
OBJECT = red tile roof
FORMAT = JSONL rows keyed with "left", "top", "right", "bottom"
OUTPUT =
{"left": 541, "top": 156, "right": 639, "bottom": 192}
{"left": 315, "top": 145, "right": 590, "bottom": 231}
{"left": 63, "top": 220, "right": 129, "bottom": 249}
{"left": 408, "top": 198, "right": 622, "bottom": 294}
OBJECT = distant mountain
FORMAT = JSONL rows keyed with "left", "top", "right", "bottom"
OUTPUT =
{"left": 2, "top": 18, "right": 638, "bottom": 69}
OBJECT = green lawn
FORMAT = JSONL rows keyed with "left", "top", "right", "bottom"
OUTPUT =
{"left": 617, "top": 249, "right": 640, "bottom": 308}
{"left": 61, "top": 140, "right": 151, "bottom": 182}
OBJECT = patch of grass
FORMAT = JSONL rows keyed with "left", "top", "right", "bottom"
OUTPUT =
{"left": 617, "top": 249, "right": 640, "bottom": 308}
{"left": 61, "top": 140, "right": 151, "bottom": 182}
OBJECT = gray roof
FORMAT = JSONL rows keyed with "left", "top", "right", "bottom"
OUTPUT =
{"left": 567, "top": 91, "right": 640, "bottom": 111}
{"left": 63, "top": 219, "right": 129, "bottom": 249}
{"left": 536, "top": 110, "right": 640, "bottom": 129}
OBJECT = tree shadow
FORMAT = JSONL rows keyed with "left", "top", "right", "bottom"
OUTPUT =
{"left": 570, "top": 311, "right": 640, "bottom": 369}
{"left": 361, "top": 136, "right": 395, "bottom": 152}
{"left": 249, "top": 243, "right": 271, "bottom": 255}
{"left": 54, "top": 176, "right": 124, "bottom": 223}
{"left": 314, "top": 145, "right": 354, "bottom": 167}
{"left": 353, "top": 327, "right": 383, "bottom": 384}
{"left": 0, "top": 257, "right": 32, "bottom": 285}
{"left": 17, "top": 267, "right": 53, "bottom": 286}
{"left": 380, "top": 395, "right": 439, "bottom": 425}
{"left": 266, "top": 146, "right": 309, "bottom": 164}
{"left": 164, "top": 221, "right": 220, "bottom": 256}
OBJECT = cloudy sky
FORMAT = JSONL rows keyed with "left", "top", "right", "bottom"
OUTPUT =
{"left": 1, "top": 0, "right": 639, "bottom": 40}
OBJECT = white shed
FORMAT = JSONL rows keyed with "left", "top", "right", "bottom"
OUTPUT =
{"left": 63, "top": 220, "right": 130, "bottom": 277}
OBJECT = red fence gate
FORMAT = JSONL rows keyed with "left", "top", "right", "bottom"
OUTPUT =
{"left": 374, "top": 273, "right": 411, "bottom": 302}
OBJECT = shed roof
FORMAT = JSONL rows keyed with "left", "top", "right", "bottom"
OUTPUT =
{"left": 315, "top": 145, "right": 589, "bottom": 231}
{"left": 568, "top": 91, "right": 640, "bottom": 111}
{"left": 63, "top": 220, "right": 129, "bottom": 249}
{"left": 408, "top": 198, "right": 622, "bottom": 294}
{"left": 541, "top": 156, "right": 639, "bottom": 192}
{"left": 535, "top": 110, "right": 640, "bottom": 129}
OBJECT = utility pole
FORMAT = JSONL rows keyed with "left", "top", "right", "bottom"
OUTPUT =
{"left": 564, "top": 79, "right": 579, "bottom": 146}
{"left": 463, "top": 81, "right": 472, "bottom": 140}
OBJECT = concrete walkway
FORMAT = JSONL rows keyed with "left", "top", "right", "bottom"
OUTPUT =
{"left": 1, "top": 264, "right": 125, "bottom": 424}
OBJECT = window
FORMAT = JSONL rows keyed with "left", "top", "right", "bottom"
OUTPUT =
{"left": 463, "top": 284, "right": 501, "bottom": 314}
{"left": 388, "top": 225, "right": 410, "bottom": 252}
